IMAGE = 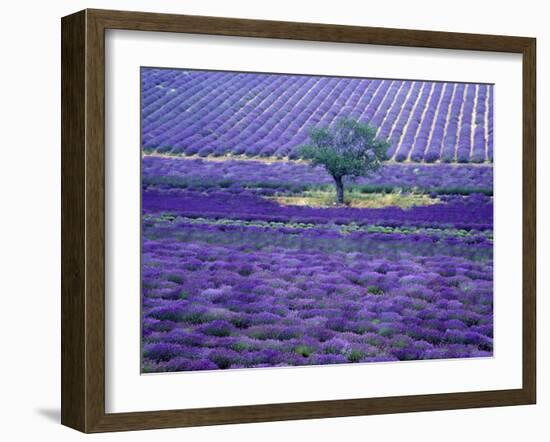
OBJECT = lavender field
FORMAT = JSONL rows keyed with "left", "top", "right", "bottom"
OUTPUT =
{"left": 141, "top": 68, "right": 494, "bottom": 373}
{"left": 142, "top": 69, "right": 493, "bottom": 163}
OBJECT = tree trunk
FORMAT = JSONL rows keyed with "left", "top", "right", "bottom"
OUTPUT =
{"left": 334, "top": 176, "right": 344, "bottom": 204}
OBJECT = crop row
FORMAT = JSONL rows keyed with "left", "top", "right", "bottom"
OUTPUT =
{"left": 142, "top": 156, "right": 493, "bottom": 195}
{"left": 142, "top": 190, "right": 493, "bottom": 231}
{"left": 146, "top": 214, "right": 493, "bottom": 243}
{"left": 141, "top": 68, "right": 494, "bottom": 163}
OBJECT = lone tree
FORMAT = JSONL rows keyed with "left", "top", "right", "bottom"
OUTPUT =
{"left": 297, "top": 118, "right": 390, "bottom": 204}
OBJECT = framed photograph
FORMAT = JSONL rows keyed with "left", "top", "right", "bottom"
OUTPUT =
{"left": 61, "top": 9, "right": 536, "bottom": 433}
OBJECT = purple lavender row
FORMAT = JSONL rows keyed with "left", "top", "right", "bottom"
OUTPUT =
{"left": 471, "top": 85, "right": 488, "bottom": 163}
{"left": 217, "top": 76, "right": 334, "bottom": 156}
{"left": 395, "top": 82, "right": 433, "bottom": 162}
{"left": 409, "top": 83, "right": 443, "bottom": 162}
{"left": 167, "top": 77, "right": 291, "bottom": 154}
{"left": 456, "top": 84, "right": 476, "bottom": 163}
{"left": 159, "top": 75, "right": 253, "bottom": 150}
{"left": 359, "top": 80, "right": 391, "bottom": 123}
{"left": 142, "top": 71, "right": 229, "bottom": 127}
{"left": 176, "top": 74, "right": 279, "bottom": 150}
{"left": 279, "top": 78, "right": 373, "bottom": 158}
{"left": 196, "top": 75, "right": 295, "bottom": 155}
{"left": 424, "top": 83, "right": 454, "bottom": 163}
{"left": 146, "top": 73, "right": 280, "bottom": 150}
{"left": 142, "top": 190, "right": 493, "bottom": 231}
{"left": 142, "top": 72, "right": 211, "bottom": 137}
{"left": 388, "top": 82, "right": 422, "bottom": 159}
{"left": 191, "top": 76, "right": 306, "bottom": 155}
{"left": 277, "top": 78, "right": 360, "bottom": 157}
{"left": 441, "top": 84, "right": 466, "bottom": 163}
{"left": 239, "top": 77, "right": 325, "bottom": 156}
{"left": 252, "top": 77, "right": 348, "bottom": 155}
{"left": 153, "top": 220, "right": 492, "bottom": 251}
{"left": 142, "top": 72, "right": 234, "bottom": 145}
{"left": 141, "top": 70, "right": 211, "bottom": 116}
{"left": 141, "top": 68, "right": 194, "bottom": 106}
{"left": 142, "top": 156, "right": 493, "bottom": 193}
{"left": 377, "top": 82, "right": 413, "bottom": 142}
{"left": 349, "top": 80, "right": 381, "bottom": 121}
{"left": 368, "top": 81, "right": 401, "bottom": 129}
{"left": 141, "top": 69, "right": 494, "bottom": 163}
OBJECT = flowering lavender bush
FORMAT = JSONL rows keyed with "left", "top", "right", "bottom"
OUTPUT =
{"left": 142, "top": 69, "right": 494, "bottom": 163}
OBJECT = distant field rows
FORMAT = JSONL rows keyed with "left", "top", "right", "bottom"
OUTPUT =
{"left": 142, "top": 155, "right": 494, "bottom": 195}
{"left": 141, "top": 69, "right": 494, "bottom": 164}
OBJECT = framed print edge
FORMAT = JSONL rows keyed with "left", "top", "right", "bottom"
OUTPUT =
{"left": 61, "top": 8, "right": 536, "bottom": 433}
{"left": 61, "top": 10, "right": 87, "bottom": 432}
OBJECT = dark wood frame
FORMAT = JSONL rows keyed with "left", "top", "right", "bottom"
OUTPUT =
{"left": 61, "top": 8, "right": 536, "bottom": 433}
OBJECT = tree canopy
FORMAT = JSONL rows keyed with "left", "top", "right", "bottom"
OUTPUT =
{"left": 297, "top": 118, "right": 390, "bottom": 203}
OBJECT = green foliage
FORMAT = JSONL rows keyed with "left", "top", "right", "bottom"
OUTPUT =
{"left": 231, "top": 341, "right": 251, "bottom": 352}
{"left": 165, "top": 273, "right": 184, "bottom": 284}
{"left": 297, "top": 118, "right": 390, "bottom": 203}
{"left": 378, "top": 326, "right": 395, "bottom": 337}
{"left": 367, "top": 285, "right": 384, "bottom": 295}
{"left": 297, "top": 118, "right": 390, "bottom": 180}
{"left": 295, "top": 345, "right": 314, "bottom": 357}
{"left": 347, "top": 349, "right": 364, "bottom": 363}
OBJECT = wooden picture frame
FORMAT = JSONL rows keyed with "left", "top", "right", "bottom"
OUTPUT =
{"left": 61, "top": 8, "right": 536, "bottom": 433}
